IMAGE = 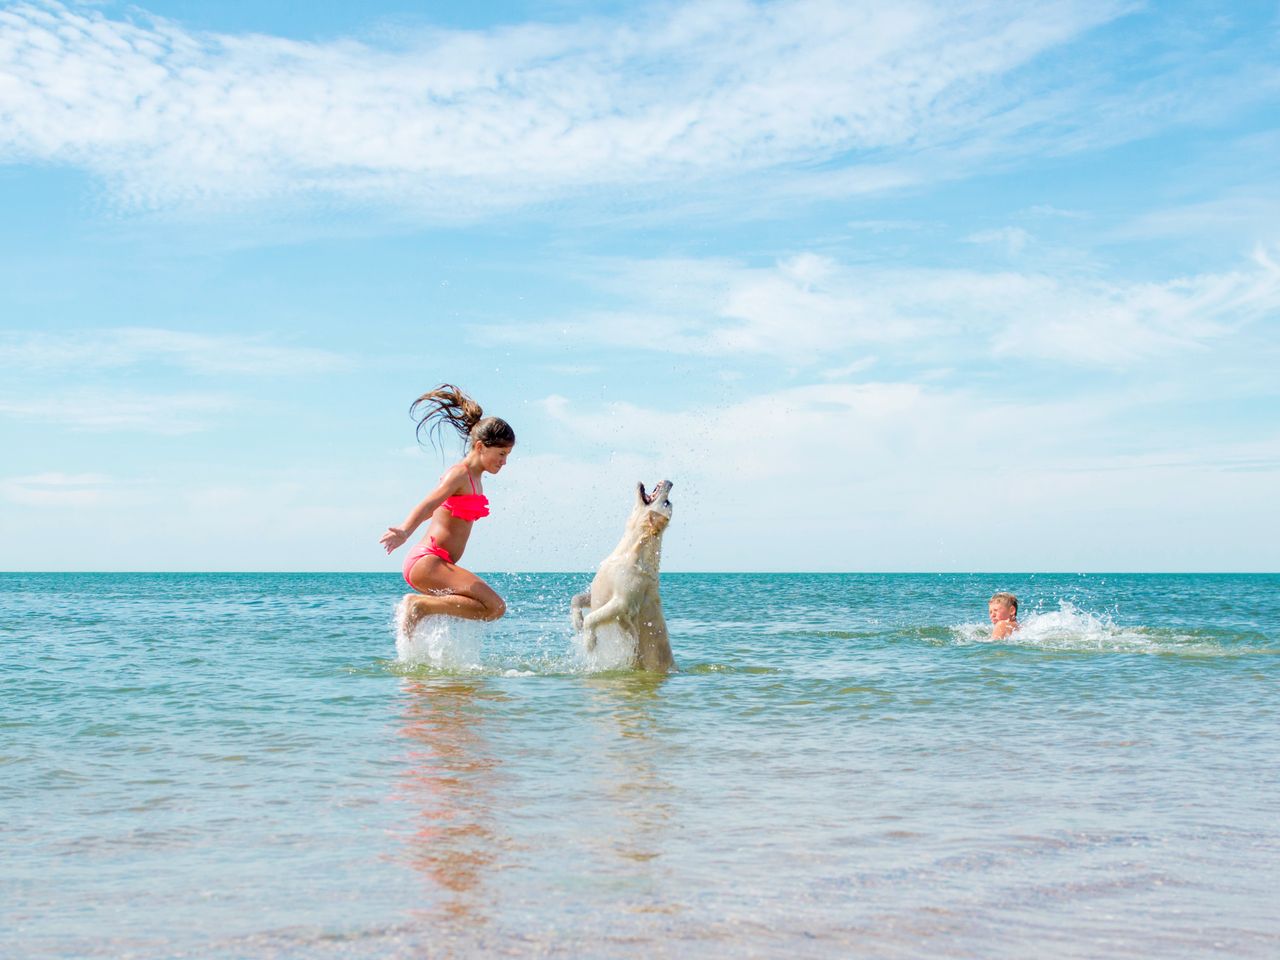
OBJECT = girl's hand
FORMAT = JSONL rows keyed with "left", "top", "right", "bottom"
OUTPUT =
{"left": 380, "top": 527, "right": 408, "bottom": 553}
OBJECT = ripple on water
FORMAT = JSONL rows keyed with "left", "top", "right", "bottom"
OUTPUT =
{"left": 4, "top": 572, "right": 1278, "bottom": 958}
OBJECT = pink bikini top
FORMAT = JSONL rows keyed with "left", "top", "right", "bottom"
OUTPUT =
{"left": 442, "top": 471, "right": 489, "bottom": 522}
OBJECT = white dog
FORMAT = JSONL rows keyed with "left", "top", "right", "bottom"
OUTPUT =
{"left": 571, "top": 480, "right": 675, "bottom": 672}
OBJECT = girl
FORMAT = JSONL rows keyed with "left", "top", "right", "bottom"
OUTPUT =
{"left": 380, "top": 385, "right": 515, "bottom": 629}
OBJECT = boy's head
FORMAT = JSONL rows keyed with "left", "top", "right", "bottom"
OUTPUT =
{"left": 988, "top": 592, "right": 1018, "bottom": 623}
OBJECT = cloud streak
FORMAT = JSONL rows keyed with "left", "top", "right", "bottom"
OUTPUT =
{"left": 485, "top": 248, "right": 1280, "bottom": 367}
{"left": 0, "top": 327, "right": 348, "bottom": 375}
{"left": 0, "top": 389, "right": 232, "bottom": 432}
{"left": 0, "top": 471, "right": 112, "bottom": 506}
{"left": 0, "top": 0, "right": 1126, "bottom": 212}
{"left": 519, "top": 381, "right": 1280, "bottom": 570}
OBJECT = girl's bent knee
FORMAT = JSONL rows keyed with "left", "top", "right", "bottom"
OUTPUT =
{"left": 485, "top": 598, "right": 507, "bottom": 621}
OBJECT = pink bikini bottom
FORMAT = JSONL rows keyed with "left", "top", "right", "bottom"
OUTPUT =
{"left": 402, "top": 537, "right": 453, "bottom": 588}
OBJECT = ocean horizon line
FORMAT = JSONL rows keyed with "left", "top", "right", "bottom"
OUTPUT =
{"left": 2, "top": 569, "right": 1276, "bottom": 577}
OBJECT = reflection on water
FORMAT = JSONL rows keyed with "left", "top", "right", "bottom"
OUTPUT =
{"left": 578, "top": 673, "right": 684, "bottom": 918}
{"left": 393, "top": 671, "right": 689, "bottom": 941}
{"left": 395, "top": 679, "right": 509, "bottom": 927}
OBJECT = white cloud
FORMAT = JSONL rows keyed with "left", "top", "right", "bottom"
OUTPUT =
{"left": 0, "top": 471, "right": 112, "bottom": 506}
{"left": 0, "top": 0, "right": 1126, "bottom": 212}
{"left": 3, "top": 388, "right": 1275, "bottom": 571}
{"left": 0, "top": 327, "right": 348, "bottom": 375}
{"left": 1025, "top": 204, "right": 1088, "bottom": 220}
{"left": 1120, "top": 191, "right": 1280, "bottom": 241}
{"left": 820, "top": 357, "right": 878, "bottom": 380}
{"left": 518, "top": 384, "right": 1280, "bottom": 570}
{"left": 992, "top": 245, "right": 1280, "bottom": 365}
{"left": 0, "top": 328, "right": 341, "bottom": 435}
{"left": 0, "top": 389, "right": 232, "bottom": 432}
{"left": 965, "top": 226, "right": 1032, "bottom": 256}
{"left": 486, "top": 248, "right": 1280, "bottom": 367}
{"left": 846, "top": 219, "right": 930, "bottom": 232}
{"left": 0, "top": 465, "right": 395, "bottom": 570}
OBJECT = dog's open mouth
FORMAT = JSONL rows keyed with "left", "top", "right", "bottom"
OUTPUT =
{"left": 639, "top": 480, "right": 673, "bottom": 508}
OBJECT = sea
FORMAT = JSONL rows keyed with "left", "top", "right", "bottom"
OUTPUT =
{"left": 3, "top": 572, "right": 1277, "bottom": 959}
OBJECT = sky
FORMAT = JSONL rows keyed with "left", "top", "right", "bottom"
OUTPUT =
{"left": 0, "top": 0, "right": 1278, "bottom": 573}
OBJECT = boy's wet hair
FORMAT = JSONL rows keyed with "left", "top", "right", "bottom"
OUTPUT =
{"left": 989, "top": 592, "right": 1018, "bottom": 614}
{"left": 410, "top": 384, "right": 516, "bottom": 450}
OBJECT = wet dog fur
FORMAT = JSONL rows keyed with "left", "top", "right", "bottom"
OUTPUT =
{"left": 571, "top": 480, "right": 674, "bottom": 672}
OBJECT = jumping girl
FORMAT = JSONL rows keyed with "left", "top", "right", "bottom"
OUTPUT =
{"left": 380, "top": 385, "right": 515, "bottom": 629}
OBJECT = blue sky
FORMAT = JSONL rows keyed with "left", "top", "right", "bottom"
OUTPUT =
{"left": 1, "top": 0, "right": 1277, "bottom": 572}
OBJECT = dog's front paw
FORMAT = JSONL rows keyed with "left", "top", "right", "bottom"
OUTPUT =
{"left": 583, "top": 628, "right": 597, "bottom": 652}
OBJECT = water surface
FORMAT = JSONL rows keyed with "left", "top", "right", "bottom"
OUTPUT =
{"left": 3, "top": 573, "right": 1277, "bottom": 957}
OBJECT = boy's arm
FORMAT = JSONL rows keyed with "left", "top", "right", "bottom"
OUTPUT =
{"left": 992, "top": 620, "right": 1016, "bottom": 639}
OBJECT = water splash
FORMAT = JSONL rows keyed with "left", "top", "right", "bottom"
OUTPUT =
{"left": 1010, "top": 602, "right": 1142, "bottom": 651}
{"left": 952, "top": 600, "right": 1252, "bottom": 655}
{"left": 393, "top": 598, "right": 485, "bottom": 669}
{"left": 571, "top": 621, "right": 640, "bottom": 672}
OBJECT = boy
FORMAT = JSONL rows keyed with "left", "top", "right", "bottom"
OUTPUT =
{"left": 989, "top": 592, "right": 1019, "bottom": 639}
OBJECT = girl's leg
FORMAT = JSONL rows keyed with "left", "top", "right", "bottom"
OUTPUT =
{"left": 403, "top": 556, "right": 506, "bottom": 630}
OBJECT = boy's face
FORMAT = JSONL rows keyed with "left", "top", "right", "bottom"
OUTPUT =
{"left": 988, "top": 600, "right": 1016, "bottom": 624}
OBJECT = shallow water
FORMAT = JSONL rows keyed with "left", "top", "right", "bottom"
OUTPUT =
{"left": 3, "top": 572, "right": 1278, "bottom": 958}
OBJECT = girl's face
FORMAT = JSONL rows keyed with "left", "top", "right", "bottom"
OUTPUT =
{"left": 477, "top": 443, "right": 513, "bottom": 474}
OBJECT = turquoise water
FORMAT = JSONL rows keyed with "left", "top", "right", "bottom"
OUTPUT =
{"left": 3, "top": 572, "right": 1278, "bottom": 958}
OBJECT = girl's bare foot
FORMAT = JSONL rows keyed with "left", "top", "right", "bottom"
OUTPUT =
{"left": 399, "top": 593, "right": 431, "bottom": 635}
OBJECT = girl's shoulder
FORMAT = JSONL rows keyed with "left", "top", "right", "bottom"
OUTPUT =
{"left": 438, "top": 460, "right": 471, "bottom": 491}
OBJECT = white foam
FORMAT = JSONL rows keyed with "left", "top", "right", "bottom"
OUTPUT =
{"left": 954, "top": 600, "right": 1187, "bottom": 654}
{"left": 394, "top": 598, "right": 485, "bottom": 669}
{"left": 1015, "top": 602, "right": 1140, "bottom": 650}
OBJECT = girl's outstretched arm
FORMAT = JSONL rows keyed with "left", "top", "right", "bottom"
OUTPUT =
{"left": 379, "top": 464, "right": 467, "bottom": 553}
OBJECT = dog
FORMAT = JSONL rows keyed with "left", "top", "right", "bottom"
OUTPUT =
{"left": 571, "top": 480, "right": 675, "bottom": 672}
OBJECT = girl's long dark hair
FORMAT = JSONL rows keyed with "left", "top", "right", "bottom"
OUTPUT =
{"left": 410, "top": 384, "right": 515, "bottom": 450}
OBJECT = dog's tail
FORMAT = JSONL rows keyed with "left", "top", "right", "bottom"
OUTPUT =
{"left": 570, "top": 591, "right": 591, "bottom": 631}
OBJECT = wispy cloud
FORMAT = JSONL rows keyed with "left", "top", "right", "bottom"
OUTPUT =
{"left": 1025, "top": 204, "right": 1089, "bottom": 220}
{"left": 846, "top": 219, "right": 931, "bottom": 233}
{"left": 1120, "top": 191, "right": 1280, "bottom": 241}
{"left": 0, "top": 327, "right": 347, "bottom": 375}
{"left": 0, "top": 471, "right": 112, "bottom": 505}
{"left": 0, "top": 0, "right": 1128, "bottom": 213}
{"left": 537, "top": 378, "right": 1138, "bottom": 471}
{"left": 520, "top": 384, "right": 1280, "bottom": 569}
{"left": 965, "top": 226, "right": 1032, "bottom": 256}
{"left": 991, "top": 246, "right": 1280, "bottom": 365}
{"left": 486, "top": 248, "right": 1280, "bottom": 367}
{"left": 820, "top": 357, "right": 878, "bottom": 380}
{"left": 0, "top": 389, "right": 232, "bottom": 432}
